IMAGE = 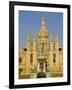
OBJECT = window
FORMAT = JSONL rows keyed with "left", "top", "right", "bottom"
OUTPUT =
{"left": 53, "top": 54, "right": 56, "bottom": 63}
{"left": 30, "top": 54, "right": 33, "bottom": 64}
{"left": 53, "top": 43, "right": 55, "bottom": 50}
{"left": 42, "top": 43, "right": 44, "bottom": 53}
{"left": 19, "top": 57, "right": 22, "bottom": 63}
{"left": 53, "top": 59, "right": 56, "bottom": 63}
{"left": 53, "top": 54, "right": 56, "bottom": 58}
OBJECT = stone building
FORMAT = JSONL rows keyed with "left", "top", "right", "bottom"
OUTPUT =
{"left": 19, "top": 16, "right": 63, "bottom": 79}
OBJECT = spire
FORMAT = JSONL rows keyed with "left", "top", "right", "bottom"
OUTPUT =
{"left": 50, "top": 33, "right": 53, "bottom": 41}
{"left": 55, "top": 33, "right": 58, "bottom": 41}
{"left": 42, "top": 16, "right": 46, "bottom": 28}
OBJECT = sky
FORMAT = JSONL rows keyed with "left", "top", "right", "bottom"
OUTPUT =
{"left": 19, "top": 11, "right": 63, "bottom": 48}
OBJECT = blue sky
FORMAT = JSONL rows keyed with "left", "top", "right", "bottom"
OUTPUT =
{"left": 19, "top": 11, "right": 63, "bottom": 48}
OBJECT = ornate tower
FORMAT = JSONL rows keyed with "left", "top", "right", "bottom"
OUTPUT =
{"left": 37, "top": 16, "right": 48, "bottom": 73}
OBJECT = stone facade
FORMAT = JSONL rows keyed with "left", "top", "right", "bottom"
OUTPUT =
{"left": 19, "top": 16, "right": 63, "bottom": 79}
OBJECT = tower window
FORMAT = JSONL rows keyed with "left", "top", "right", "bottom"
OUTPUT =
{"left": 42, "top": 43, "right": 44, "bottom": 53}
{"left": 53, "top": 54, "right": 56, "bottom": 63}
{"left": 53, "top": 43, "right": 55, "bottom": 50}
{"left": 30, "top": 54, "right": 33, "bottom": 64}
{"left": 53, "top": 59, "right": 56, "bottom": 63}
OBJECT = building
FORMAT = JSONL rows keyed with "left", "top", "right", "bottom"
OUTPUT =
{"left": 19, "top": 16, "right": 63, "bottom": 79}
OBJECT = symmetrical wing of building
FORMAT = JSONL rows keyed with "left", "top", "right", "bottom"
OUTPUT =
{"left": 19, "top": 16, "right": 63, "bottom": 79}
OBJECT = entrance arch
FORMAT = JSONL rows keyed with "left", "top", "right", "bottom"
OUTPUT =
{"left": 37, "top": 72, "right": 46, "bottom": 78}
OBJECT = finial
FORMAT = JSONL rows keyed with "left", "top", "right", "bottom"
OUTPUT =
{"left": 42, "top": 16, "right": 46, "bottom": 27}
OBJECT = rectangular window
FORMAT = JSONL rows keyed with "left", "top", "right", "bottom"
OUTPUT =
{"left": 53, "top": 54, "right": 56, "bottom": 58}
{"left": 53, "top": 54, "right": 56, "bottom": 63}
{"left": 30, "top": 54, "right": 33, "bottom": 64}
{"left": 53, "top": 59, "right": 56, "bottom": 63}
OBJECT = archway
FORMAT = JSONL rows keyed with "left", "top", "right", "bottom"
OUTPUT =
{"left": 37, "top": 72, "right": 46, "bottom": 78}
